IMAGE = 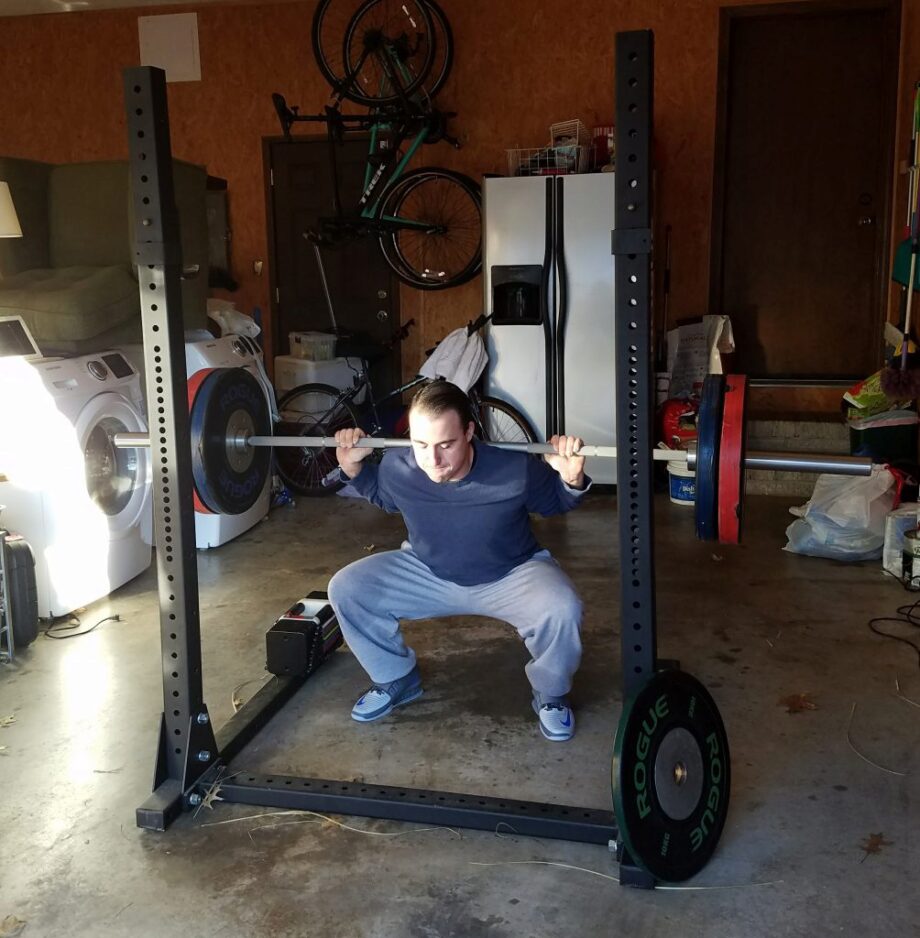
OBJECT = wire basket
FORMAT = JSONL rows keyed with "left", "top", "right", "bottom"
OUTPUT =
{"left": 507, "top": 119, "right": 593, "bottom": 176}
{"left": 507, "top": 145, "right": 591, "bottom": 177}
{"left": 549, "top": 119, "right": 590, "bottom": 149}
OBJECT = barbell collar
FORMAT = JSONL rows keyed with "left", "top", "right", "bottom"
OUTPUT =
{"left": 116, "top": 432, "right": 150, "bottom": 447}
{"left": 112, "top": 432, "right": 874, "bottom": 477}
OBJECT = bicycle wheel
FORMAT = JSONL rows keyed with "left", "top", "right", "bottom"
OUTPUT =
{"left": 419, "top": 0, "right": 453, "bottom": 100}
{"left": 377, "top": 168, "right": 482, "bottom": 290}
{"left": 474, "top": 396, "right": 537, "bottom": 444}
{"left": 312, "top": 0, "right": 434, "bottom": 107}
{"left": 275, "top": 383, "right": 361, "bottom": 496}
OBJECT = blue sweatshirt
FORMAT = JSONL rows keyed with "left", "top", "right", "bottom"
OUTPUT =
{"left": 346, "top": 441, "right": 590, "bottom": 586}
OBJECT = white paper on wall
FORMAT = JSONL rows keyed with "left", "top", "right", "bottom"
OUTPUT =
{"left": 138, "top": 13, "right": 201, "bottom": 83}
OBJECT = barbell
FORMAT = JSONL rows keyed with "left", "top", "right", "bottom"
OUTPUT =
{"left": 113, "top": 367, "right": 873, "bottom": 543}
{"left": 116, "top": 430, "right": 872, "bottom": 471}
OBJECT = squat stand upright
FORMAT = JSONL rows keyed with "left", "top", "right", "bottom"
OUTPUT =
{"left": 610, "top": 30, "right": 658, "bottom": 889}
{"left": 129, "top": 31, "right": 724, "bottom": 887}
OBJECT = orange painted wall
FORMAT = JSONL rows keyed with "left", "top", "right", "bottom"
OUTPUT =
{"left": 0, "top": 0, "right": 917, "bottom": 376}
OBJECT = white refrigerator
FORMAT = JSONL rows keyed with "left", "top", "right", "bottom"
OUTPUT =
{"left": 482, "top": 174, "right": 617, "bottom": 484}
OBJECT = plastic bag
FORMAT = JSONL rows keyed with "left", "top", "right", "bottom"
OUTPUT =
{"left": 206, "top": 299, "right": 261, "bottom": 338}
{"left": 783, "top": 466, "right": 896, "bottom": 562}
{"left": 418, "top": 327, "right": 487, "bottom": 393}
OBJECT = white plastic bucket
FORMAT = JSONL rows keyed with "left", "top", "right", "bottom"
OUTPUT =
{"left": 668, "top": 461, "right": 695, "bottom": 506}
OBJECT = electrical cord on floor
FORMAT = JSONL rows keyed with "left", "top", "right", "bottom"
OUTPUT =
{"left": 868, "top": 571, "right": 920, "bottom": 669}
{"left": 44, "top": 613, "right": 121, "bottom": 640}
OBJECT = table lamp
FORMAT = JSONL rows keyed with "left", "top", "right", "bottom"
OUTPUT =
{"left": 0, "top": 182, "right": 22, "bottom": 238}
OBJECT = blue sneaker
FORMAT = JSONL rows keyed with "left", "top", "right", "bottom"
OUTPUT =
{"left": 351, "top": 666, "right": 424, "bottom": 722}
{"left": 532, "top": 692, "right": 575, "bottom": 741}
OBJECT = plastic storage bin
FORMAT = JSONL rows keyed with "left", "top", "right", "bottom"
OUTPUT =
{"left": 289, "top": 331, "right": 337, "bottom": 361}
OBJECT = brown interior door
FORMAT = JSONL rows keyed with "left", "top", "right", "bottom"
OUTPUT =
{"left": 711, "top": 2, "right": 899, "bottom": 385}
{"left": 268, "top": 137, "right": 401, "bottom": 395}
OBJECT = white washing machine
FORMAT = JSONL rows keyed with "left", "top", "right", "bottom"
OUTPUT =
{"left": 0, "top": 321, "right": 152, "bottom": 619}
{"left": 184, "top": 334, "right": 272, "bottom": 549}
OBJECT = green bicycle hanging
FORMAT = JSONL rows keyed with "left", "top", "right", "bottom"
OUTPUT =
{"left": 272, "top": 0, "right": 480, "bottom": 291}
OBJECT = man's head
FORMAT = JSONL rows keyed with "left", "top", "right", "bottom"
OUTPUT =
{"left": 408, "top": 380, "right": 475, "bottom": 483}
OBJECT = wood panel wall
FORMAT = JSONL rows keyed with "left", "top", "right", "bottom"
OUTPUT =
{"left": 0, "top": 0, "right": 917, "bottom": 385}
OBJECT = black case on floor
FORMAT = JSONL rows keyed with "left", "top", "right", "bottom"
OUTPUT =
{"left": 265, "top": 590, "right": 342, "bottom": 678}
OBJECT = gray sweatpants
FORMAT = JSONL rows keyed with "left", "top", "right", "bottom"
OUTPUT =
{"left": 327, "top": 544, "right": 583, "bottom": 697}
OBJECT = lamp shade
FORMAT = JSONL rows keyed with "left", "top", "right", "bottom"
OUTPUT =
{"left": 0, "top": 182, "right": 22, "bottom": 238}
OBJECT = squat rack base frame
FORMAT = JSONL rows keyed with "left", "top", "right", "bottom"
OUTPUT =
{"left": 129, "top": 30, "right": 658, "bottom": 891}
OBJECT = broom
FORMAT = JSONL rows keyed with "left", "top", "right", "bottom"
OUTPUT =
{"left": 882, "top": 83, "right": 920, "bottom": 399}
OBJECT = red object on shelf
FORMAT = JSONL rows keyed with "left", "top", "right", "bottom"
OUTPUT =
{"left": 658, "top": 398, "right": 697, "bottom": 448}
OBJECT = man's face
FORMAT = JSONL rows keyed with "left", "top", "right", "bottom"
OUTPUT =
{"left": 409, "top": 408, "right": 475, "bottom": 483}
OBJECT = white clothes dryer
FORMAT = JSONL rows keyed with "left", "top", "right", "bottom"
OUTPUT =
{"left": 0, "top": 348, "right": 153, "bottom": 619}
{"left": 119, "top": 332, "right": 272, "bottom": 550}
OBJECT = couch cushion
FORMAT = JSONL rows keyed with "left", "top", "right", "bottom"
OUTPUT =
{"left": 0, "top": 266, "right": 139, "bottom": 343}
{"left": 48, "top": 162, "right": 132, "bottom": 269}
{"left": 126, "top": 159, "right": 209, "bottom": 330}
{"left": 34, "top": 317, "right": 145, "bottom": 357}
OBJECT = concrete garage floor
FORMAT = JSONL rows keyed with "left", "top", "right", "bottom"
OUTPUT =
{"left": 1, "top": 490, "right": 918, "bottom": 937}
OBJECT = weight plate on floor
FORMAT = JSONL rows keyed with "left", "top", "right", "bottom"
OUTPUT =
{"left": 694, "top": 374, "right": 725, "bottom": 540}
{"left": 612, "top": 669, "right": 731, "bottom": 883}
{"left": 718, "top": 375, "right": 747, "bottom": 544}
{"left": 188, "top": 367, "right": 271, "bottom": 515}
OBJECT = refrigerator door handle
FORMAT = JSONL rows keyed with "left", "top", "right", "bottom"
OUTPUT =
{"left": 542, "top": 176, "right": 556, "bottom": 439}
{"left": 554, "top": 176, "right": 568, "bottom": 435}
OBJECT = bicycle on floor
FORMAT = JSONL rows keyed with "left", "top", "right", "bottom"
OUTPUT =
{"left": 271, "top": 0, "right": 481, "bottom": 291}
{"left": 274, "top": 313, "right": 536, "bottom": 496}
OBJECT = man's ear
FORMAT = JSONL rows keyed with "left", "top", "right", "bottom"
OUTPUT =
{"left": 465, "top": 421, "right": 475, "bottom": 441}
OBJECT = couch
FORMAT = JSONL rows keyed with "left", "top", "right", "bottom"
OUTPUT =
{"left": 0, "top": 156, "right": 209, "bottom": 355}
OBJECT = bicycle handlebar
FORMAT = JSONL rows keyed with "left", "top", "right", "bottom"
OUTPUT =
{"left": 384, "top": 318, "right": 416, "bottom": 349}
{"left": 271, "top": 91, "right": 441, "bottom": 140}
{"left": 466, "top": 313, "right": 492, "bottom": 336}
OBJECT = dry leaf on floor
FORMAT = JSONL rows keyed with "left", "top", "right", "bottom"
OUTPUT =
{"left": 200, "top": 783, "right": 224, "bottom": 811}
{"left": 363, "top": 544, "right": 375, "bottom": 552}
{"left": 0, "top": 716, "right": 15, "bottom": 728}
{"left": 859, "top": 832, "right": 892, "bottom": 862}
{"left": 778, "top": 693, "right": 818, "bottom": 714}
{"left": 0, "top": 915, "right": 27, "bottom": 937}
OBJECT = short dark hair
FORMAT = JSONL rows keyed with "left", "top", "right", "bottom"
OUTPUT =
{"left": 409, "top": 379, "right": 474, "bottom": 429}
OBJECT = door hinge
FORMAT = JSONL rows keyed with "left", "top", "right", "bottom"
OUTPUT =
{"left": 270, "top": 168, "right": 274, "bottom": 186}
{"left": 275, "top": 286, "right": 280, "bottom": 303}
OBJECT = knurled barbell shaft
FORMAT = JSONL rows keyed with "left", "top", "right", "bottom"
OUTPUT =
{"left": 112, "top": 432, "right": 873, "bottom": 476}
{"left": 247, "top": 436, "right": 626, "bottom": 458}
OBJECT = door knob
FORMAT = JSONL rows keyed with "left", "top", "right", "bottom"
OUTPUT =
{"left": 377, "top": 289, "right": 388, "bottom": 299}
{"left": 858, "top": 216, "right": 876, "bottom": 226}
{"left": 377, "top": 309, "right": 389, "bottom": 321}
